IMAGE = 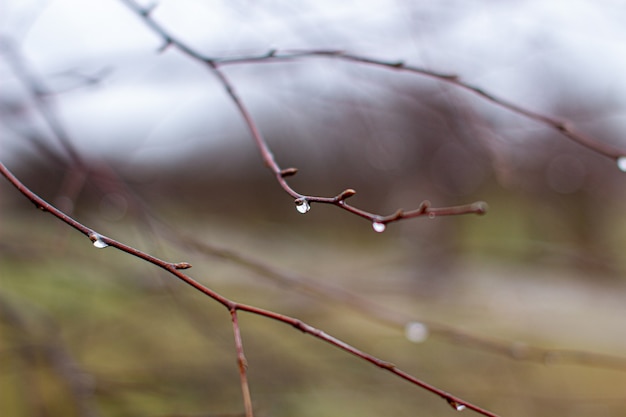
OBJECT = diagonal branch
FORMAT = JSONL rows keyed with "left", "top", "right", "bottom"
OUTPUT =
{"left": 215, "top": 49, "right": 626, "bottom": 164}
{"left": 0, "top": 160, "right": 500, "bottom": 417}
{"left": 119, "top": 0, "right": 487, "bottom": 231}
{"left": 178, "top": 233, "right": 626, "bottom": 372}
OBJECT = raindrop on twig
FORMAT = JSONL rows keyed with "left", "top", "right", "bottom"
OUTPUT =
{"left": 617, "top": 156, "right": 626, "bottom": 172}
{"left": 88, "top": 232, "right": 109, "bottom": 249}
{"left": 446, "top": 399, "right": 466, "bottom": 411}
{"left": 372, "top": 222, "right": 386, "bottom": 233}
{"left": 295, "top": 198, "right": 311, "bottom": 214}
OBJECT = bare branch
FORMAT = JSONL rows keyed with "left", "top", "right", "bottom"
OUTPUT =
{"left": 119, "top": 0, "right": 487, "bottom": 229}
{"left": 230, "top": 309, "right": 254, "bottom": 417}
{"left": 178, "top": 231, "right": 626, "bottom": 372}
{"left": 0, "top": 161, "right": 501, "bottom": 416}
{"left": 216, "top": 49, "right": 626, "bottom": 163}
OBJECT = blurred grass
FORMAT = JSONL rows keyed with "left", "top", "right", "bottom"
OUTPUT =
{"left": 2, "top": 195, "right": 626, "bottom": 417}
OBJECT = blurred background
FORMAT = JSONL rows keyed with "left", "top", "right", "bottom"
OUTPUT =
{"left": 2, "top": 0, "right": 626, "bottom": 416}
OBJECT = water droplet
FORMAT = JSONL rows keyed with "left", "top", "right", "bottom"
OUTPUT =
{"left": 446, "top": 399, "right": 466, "bottom": 411}
{"left": 617, "top": 156, "right": 626, "bottom": 172}
{"left": 372, "top": 222, "right": 386, "bottom": 233}
{"left": 428, "top": 212, "right": 436, "bottom": 219}
{"left": 405, "top": 322, "right": 429, "bottom": 343}
{"left": 89, "top": 233, "right": 109, "bottom": 249}
{"left": 295, "top": 198, "right": 310, "bottom": 214}
{"left": 296, "top": 198, "right": 311, "bottom": 214}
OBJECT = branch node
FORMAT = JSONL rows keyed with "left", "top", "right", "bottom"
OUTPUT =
{"left": 418, "top": 200, "right": 431, "bottom": 213}
{"left": 157, "top": 40, "right": 173, "bottom": 53}
{"left": 280, "top": 167, "right": 298, "bottom": 177}
{"left": 335, "top": 188, "right": 356, "bottom": 202}
{"left": 173, "top": 262, "right": 192, "bottom": 270}
{"left": 446, "top": 398, "right": 467, "bottom": 411}
{"left": 292, "top": 319, "right": 306, "bottom": 333}
{"left": 390, "top": 208, "right": 404, "bottom": 220}
{"left": 140, "top": 3, "right": 158, "bottom": 17}
{"left": 88, "top": 232, "right": 108, "bottom": 249}
{"left": 555, "top": 121, "right": 570, "bottom": 132}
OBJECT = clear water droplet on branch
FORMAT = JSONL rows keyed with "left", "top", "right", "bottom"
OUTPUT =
{"left": 372, "top": 222, "right": 386, "bottom": 233}
{"left": 89, "top": 233, "right": 109, "bottom": 249}
{"left": 428, "top": 212, "right": 436, "bottom": 219}
{"left": 295, "top": 198, "right": 310, "bottom": 214}
{"left": 617, "top": 156, "right": 626, "bottom": 172}
{"left": 446, "top": 399, "right": 466, "bottom": 411}
{"left": 405, "top": 322, "right": 429, "bottom": 343}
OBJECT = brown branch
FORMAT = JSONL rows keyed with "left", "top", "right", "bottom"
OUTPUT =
{"left": 178, "top": 232, "right": 626, "bottom": 372}
{"left": 215, "top": 49, "right": 626, "bottom": 164}
{"left": 230, "top": 309, "right": 254, "bottom": 417}
{"left": 0, "top": 161, "right": 501, "bottom": 417}
{"left": 119, "top": 0, "right": 487, "bottom": 230}
{"left": 3, "top": 28, "right": 566, "bottom": 372}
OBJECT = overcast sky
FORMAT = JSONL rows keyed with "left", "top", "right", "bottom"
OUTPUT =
{"left": 2, "top": 0, "right": 626, "bottom": 162}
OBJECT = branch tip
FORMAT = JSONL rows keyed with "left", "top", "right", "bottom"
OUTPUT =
{"left": 473, "top": 201, "right": 488, "bottom": 215}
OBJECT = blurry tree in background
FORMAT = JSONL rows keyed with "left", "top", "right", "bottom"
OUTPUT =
{"left": 3, "top": 1, "right": 626, "bottom": 416}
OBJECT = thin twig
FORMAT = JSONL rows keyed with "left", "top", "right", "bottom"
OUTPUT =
{"left": 0, "top": 161, "right": 500, "bottom": 417}
{"left": 215, "top": 49, "right": 626, "bottom": 162}
{"left": 119, "top": 0, "right": 487, "bottom": 230}
{"left": 5, "top": 30, "right": 590, "bottom": 372}
{"left": 178, "top": 233, "right": 626, "bottom": 372}
{"left": 230, "top": 309, "right": 254, "bottom": 417}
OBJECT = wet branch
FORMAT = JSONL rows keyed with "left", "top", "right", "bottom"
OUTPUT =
{"left": 0, "top": 161, "right": 500, "bottom": 417}
{"left": 178, "top": 233, "right": 626, "bottom": 372}
{"left": 119, "top": 0, "right": 487, "bottom": 231}
{"left": 215, "top": 49, "right": 626, "bottom": 163}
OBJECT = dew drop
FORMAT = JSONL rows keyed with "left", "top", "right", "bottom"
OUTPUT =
{"left": 617, "top": 156, "right": 626, "bottom": 172}
{"left": 446, "top": 399, "right": 466, "bottom": 411}
{"left": 372, "top": 222, "right": 386, "bottom": 233}
{"left": 89, "top": 233, "right": 109, "bottom": 249}
{"left": 405, "top": 322, "right": 429, "bottom": 343}
{"left": 428, "top": 212, "right": 436, "bottom": 219}
{"left": 295, "top": 198, "right": 310, "bottom": 214}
